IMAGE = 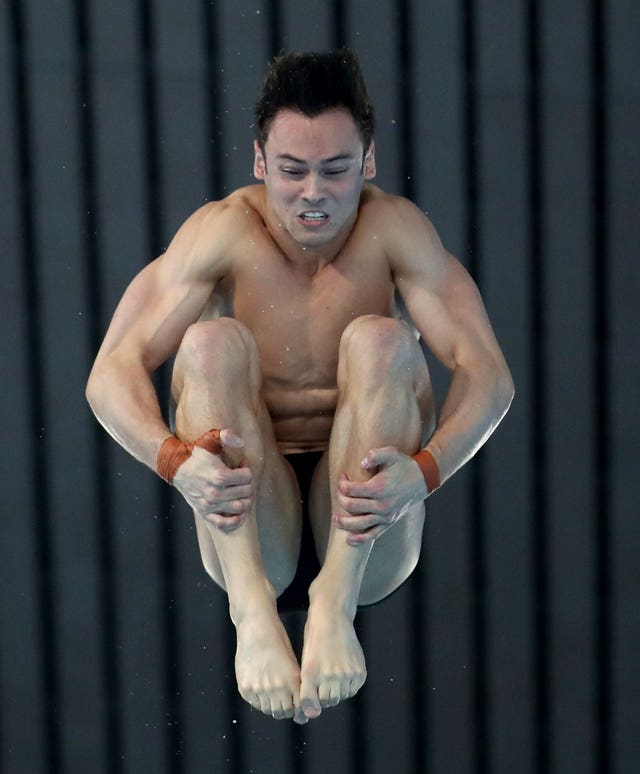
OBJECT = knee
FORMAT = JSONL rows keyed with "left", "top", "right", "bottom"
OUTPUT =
{"left": 176, "top": 318, "right": 259, "bottom": 381}
{"left": 338, "top": 315, "right": 418, "bottom": 385}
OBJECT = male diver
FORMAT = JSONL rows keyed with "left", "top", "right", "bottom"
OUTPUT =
{"left": 86, "top": 50, "right": 513, "bottom": 724}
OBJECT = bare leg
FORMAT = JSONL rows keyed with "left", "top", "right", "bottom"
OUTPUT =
{"left": 300, "top": 316, "right": 434, "bottom": 718}
{"left": 172, "top": 318, "right": 305, "bottom": 722}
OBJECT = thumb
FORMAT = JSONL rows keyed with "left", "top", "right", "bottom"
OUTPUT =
{"left": 219, "top": 427, "right": 245, "bottom": 449}
{"left": 361, "top": 446, "right": 401, "bottom": 470}
{"left": 218, "top": 428, "right": 246, "bottom": 470}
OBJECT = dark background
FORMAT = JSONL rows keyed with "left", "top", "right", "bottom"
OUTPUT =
{"left": 1, "top": 1, "right": 638, "bottom": 773}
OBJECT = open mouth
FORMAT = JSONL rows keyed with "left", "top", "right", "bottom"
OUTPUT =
{"left": 298, "top": 211, "right": 329, "bottom": 224}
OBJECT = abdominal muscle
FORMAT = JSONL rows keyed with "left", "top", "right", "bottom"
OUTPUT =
{"left": 264, "top": 385, "right": 338, "bottom": 454}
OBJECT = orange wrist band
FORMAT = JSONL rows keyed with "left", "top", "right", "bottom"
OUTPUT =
{"left": 157, "top": 428, "right": 223, "bottom": 484}
{"left": 411, "top": 448, "right": 441, "bottom": 495}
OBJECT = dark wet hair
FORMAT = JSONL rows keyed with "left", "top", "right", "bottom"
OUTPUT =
{"left": 254, "top": 49, "right": 375, "bottom": 152}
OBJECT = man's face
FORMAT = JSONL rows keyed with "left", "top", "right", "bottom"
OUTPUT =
{"left": 254, "top": 108, "right": 376, "bottom": 249}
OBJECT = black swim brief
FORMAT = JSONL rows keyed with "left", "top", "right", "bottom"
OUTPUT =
{"left": 277, "top": 450, "right": 324, "bottom": 615}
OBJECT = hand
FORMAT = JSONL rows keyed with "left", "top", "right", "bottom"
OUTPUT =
{"left": 333, "top": 446, "right": 428, "bottom": 545}
{"left": 173, "top": 428, "right": 254, "bottom": 532}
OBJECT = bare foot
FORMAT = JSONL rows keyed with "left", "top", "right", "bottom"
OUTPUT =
{"left": 234, "top": 606, "right": 306, "bottom": 722}
{"left": 299, "top": 597, "right": 367, "bottom": 719}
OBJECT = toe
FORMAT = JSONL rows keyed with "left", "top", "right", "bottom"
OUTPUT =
{"left": 274, "top": 690, "right": 295, "bottom": 720}
{"left": 257, "top": 693, "right": 272, "bottom": 716}
{"left": 303, "top": 702, "right": 322, "bottom": 719}
{"left": 293, "top": 706, "right": 309, "bottom": 725}
{"left": 318, "top": 678, "right": 341, "bottom": 708}
{"left": 244, "top": 692, "right": 262, "bottom": 713}
{"left": 300, "top": 681, "right": 322, "bottom": 718}
{"left": 347, "top": 671, "right": 366, "bottom": 699}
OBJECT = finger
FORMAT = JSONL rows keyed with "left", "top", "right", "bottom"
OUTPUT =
{"left": 217, "top": 483, "right": 253, "bottom": 500}
{"left": 189, "top": 448, "right": 253, "bottom": 485}
{"left": 337, "top": 475, "right": 380, "bottom": 499}
{"left": 217, "top": 467, "right": 253, "bottom": 486}
{"left": 337, "top": 493, "right": 383, "bottom": 515}
{"left": 205, "top": 497, "right": 251, "bottom": 515}
{"left": 205, "top": 512, "right": 246, "bottom": 531}
{"left": 361, "top": 446, "right": 400, "bottom": 469}
{"left": 333, "top": 512, "right": 380, "bottom": 532}
{"left": 346, "top": 525, "right": 385, "bottom": 545}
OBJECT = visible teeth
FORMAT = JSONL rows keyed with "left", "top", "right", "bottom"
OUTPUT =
{"left": 302, "top": 212, "right": 326, "bottom": 220}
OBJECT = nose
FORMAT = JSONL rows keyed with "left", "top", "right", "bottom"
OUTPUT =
{"left": 302, "top": 173, "right": 324, "bottom": 204}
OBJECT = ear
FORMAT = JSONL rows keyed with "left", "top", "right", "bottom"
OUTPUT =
{"left": 363, "top": 142, "right": 376, "bottom": 180}
{"left": 253, "top": 140, "right": 266, "bottom": 180}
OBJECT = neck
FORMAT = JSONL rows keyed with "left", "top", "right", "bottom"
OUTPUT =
{"left": 265, "top": 207, "right": 358, "bottom": 271}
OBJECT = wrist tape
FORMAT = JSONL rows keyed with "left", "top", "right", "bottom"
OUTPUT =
{"left": 157, "top": 428, "right": 223, "bottom": 484}
{"left": 411, "top": 448, "right": 441, "bottom": 495}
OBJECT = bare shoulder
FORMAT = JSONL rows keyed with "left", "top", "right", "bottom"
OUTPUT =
{"left": 166, "top": 186, "right": 266, "bottom": 280}
{"left": 358, "top": 186, "right": 447, "bottom": 274}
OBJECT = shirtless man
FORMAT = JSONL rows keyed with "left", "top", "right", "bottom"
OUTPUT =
{"left": 86, "top": 50, "right": 513, "bottom": 725}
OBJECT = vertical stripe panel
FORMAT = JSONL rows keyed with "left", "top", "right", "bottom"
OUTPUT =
{"left": 137, "top": 2, "right": 183, "bottom": 770}
{"left": 525, "top": 3, "right": 549, "bottom": 773}
{"left": 591, "top": 2, "right": 611, "bottom": 772}
{"left": 461, "top": 4, "right": 489, "bottom": 773}
{"left": 8, "top": 2, "right": 61, "bottom": 771}
{"left": 73, "top": 0, "right": 121, "bottom": 771}
{"left": 609, "top": 2, "right": 640, "bottom": 771}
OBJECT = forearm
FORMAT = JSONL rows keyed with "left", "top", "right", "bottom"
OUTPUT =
{"left": 424, "top": 361, "right": 514, "bottom": 486}
{"left": 86, "top": 353, "right": 172, "bottom": 472}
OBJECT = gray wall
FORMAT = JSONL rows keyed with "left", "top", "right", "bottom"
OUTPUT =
{"left": 1, "top": 1, "right": 638, "bottom": 773}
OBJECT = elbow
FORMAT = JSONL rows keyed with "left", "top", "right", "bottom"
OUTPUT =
{"left": 86, "top": 356, "right": 111, "bottom": 418}
{"left": 85, "top": 366, "right": 101, "bottom": 415}
{"left": 497, "top": 365, "right": 515, "bottom": 415}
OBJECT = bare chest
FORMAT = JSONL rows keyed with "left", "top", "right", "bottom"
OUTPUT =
{"left": 228, "top": 247, "right": 395, "bottom": 391}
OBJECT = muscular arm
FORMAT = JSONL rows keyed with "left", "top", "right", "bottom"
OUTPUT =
{"left": 86, "top": 202, "right": 233, "bottom": 471}
{"left": 387, "top": 197, "right": 514, "bottom": 486}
